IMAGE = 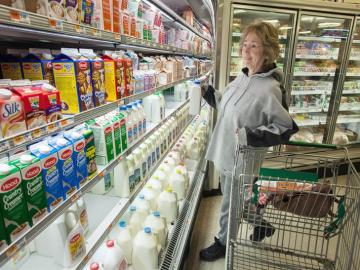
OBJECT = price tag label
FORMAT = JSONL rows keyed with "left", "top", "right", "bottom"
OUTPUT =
{"left": 98, "top": 171, "right": 105, "bottom": 178}
{"left": 92, "top": 28, "right": 100, "bottom": 37}
{"left": 0, "top": 141, "right": 9, "bottom": 153}
{"left": 48, "top": 18, "right": 63, "bottom": 30}
{"left": 140, "top": 40, "right": 145, "bottom": 45}
{"left": 146, "top": 41, "right": 151, "bottom": 47}
{"left": 60, "top": 118, "right": 74, "bottom": 128}
{"left": 6, "top": 239, "right": 26, "bottom": 258}
{"left": 70, "top": 192, "right": 81, "bottom": 203}
{"left": 9, "top": 10, "right": 30, "bottom": 24}
{"left": 13, "top": 133, "right": 32, "bottom": 146}
{"left": 47, "top": 122, "right": 61, "bottom": 133}
{"left": 114, "top": 33, "right": 121, "bottom": 40}
{"left": 31, "top": 127, "right": 47, "bottom": 139}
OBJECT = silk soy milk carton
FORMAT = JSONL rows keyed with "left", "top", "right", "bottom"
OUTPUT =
{"left": 0, "top": 162, "right": 30, "bottom": 243}
{"left": 52, "top": 49, "right": 94, "bottom": 114}
{"left": 9, "top": 153, "right": 48, "bottom": 226}
{"left": 30, "top": 142, "right": 65, "bottom": 211}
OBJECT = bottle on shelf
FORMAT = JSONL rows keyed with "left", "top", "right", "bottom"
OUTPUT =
{"left": 127, "top": 104, "right": 138, "bottom": 142}
{"left": 157, "top": 187, "right": 178, "bottom": 224}
{"left": 141, "top": 185, "right": 157, "bottom": 211}
{"left": 114, "top": 158, "right": 130, "bottom": 198}
{"left": 144, "top": 211, "right": 167, "bottom": 249}
{"left": 115, "top": 221, "right": 133, "bottom": 265}
{"left": 102, "top": 240, "right": 127, "bottom": 270}
{"left": 132, "top": 227, "right": 158, "bottom": 270}
{"left": 133, "top": 195, "right": 151, "bottom": 222}
{"left": 129, "top": 206, "right": 143, "bottom": 237}
{"left": 145, "top": 179, "right": 162, "bottom": 197}
{"left": 169, "top": 169, "right": 186, "bottom": 201}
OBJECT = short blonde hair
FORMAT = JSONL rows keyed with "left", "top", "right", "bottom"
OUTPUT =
{"left": 240, "top": 22, "right": 280, "bottom": 66}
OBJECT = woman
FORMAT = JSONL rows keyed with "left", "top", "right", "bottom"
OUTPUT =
{"left": 199, "top": 22, "right": 299, "bottom": 261}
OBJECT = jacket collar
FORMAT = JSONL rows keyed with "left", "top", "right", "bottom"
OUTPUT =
{"left": 242, "top": 63, "right": 277, "bottom": 77}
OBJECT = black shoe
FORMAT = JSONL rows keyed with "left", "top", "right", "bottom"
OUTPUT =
{"left": 250, "top": 223, "right": 275, "bottom": 242}
{"left": 199, "top": 237, "right": 226, "bottom": 261}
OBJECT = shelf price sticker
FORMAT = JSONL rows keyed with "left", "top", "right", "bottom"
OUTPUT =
{"left": 31, "top": 127, "right": 47, "bottom": 139}
{"left": 114, "top": 33, "right": 121, "bottom": 40}
{"left": 0, "top": 141, "right": 10, "bottom": 153}
{"left": 13, "top": 133, "right": 32, "bottom": 146}
{"left": 6, "top": 239, "right": 26, "bottom": 259}
{"left": 48, "top": 18, "right": 63, "bottom": 31}
{"left": 9, "top": 10, "right": 30, "bottom": 24}
{"left": 60, "top": 118, "right": 74, "bottom": 128}
{"left": 47, "top": 122, "right": 61, "bottom": 133}
{"left": 92, "top": 28, "right": 101, "bottom": 37}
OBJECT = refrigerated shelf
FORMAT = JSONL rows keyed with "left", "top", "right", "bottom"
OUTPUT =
{"left": 298, "top": 36, "right": 343, "bottom": 43}
{"left": 293, "top": 72, "right": 336, "bottom": 76}
{"left": 339, "top": 104, "right": 360, "bottom": 111}
{"left": 290, "top": 107, "right": 323, "bottom": 113}
{"left": 337, "top": 118, "right": 360, "bottom": 124}
{"left": 296, "top": 55, "right": 338, "bottom": 60}
{"left": 291, "top": 90, "right": 326, "bottom": 95}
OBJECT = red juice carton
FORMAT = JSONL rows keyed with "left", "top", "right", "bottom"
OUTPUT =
{"left": 48, "top": 135, "right": 78, "bottom": 197}
{"left": 64, "top": 129, "right": 88, "bottom": 187}
{"left": 29, "top": 142, "right": 65, "bottom": 211}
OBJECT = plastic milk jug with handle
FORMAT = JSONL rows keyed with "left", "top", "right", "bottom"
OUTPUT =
{"left": 133, "top": 195, "right": 150, "bottom": 221}
{"left": 115, "top": 221, "right": 133, "bottom": 264}
{"left": 175, "top": 164, "right": 190, "bottom": 190}
{"left": 145, "top": 178, "right": 162, "bottom": 197}
{"left": 157, "top": 187, "right": 178, "bottom": 224}
{"left": 169, "top": 169, "right": 186, "bottom": 200}
{"left": 129, "top": 205, "right": 143, "bottom": 237}
{"left": 89, "top": 262, "right": 104, "bottom": 270}
{"left": 141, "top": 185, "right": 157, "bottom": 211}
{"left": 189, "top": 80, "right": 201, "bottom": 115}
{"left": 144, "top": 211, "right": 167, "bottom": 248}
{"left": 152, "top": 170, "right": 167, "bottom": 189}
{"left": 114, "top": 158, "right": 130, "bottom": 197}
{"left": 132, "top": 227, "right": 158, "bottom": 270}
{"left": 102, "top": 240, "right": 127, "bottom": 270}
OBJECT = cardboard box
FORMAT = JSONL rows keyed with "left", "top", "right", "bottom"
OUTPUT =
{"left": 22, "top": 51, "right": 54, "bottom": 84}
{"left": 94, "top": 0, "right": 112, "bottom": 31}
{"left": 102, "top": 54, "right": 123, "bottom": 101}
{"left": 113, "top": 0, "right": 120, "bottom": 33}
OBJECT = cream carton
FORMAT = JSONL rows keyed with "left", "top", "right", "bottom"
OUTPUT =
{"left": 53, "top": 49, "right": 94, "bottom": 114}
{"left": 10, "top": 153, "right": 48, "bottom": 226}
{"left": 48, "top": 135, "right": 78, "bottom": 197}
{"left": 0, "top": 162, "right": 30, "bottom": 243}
{"left": 64, "top": 129, "right": 88, "bottom": 187}
{"left": 87, "top": 119, "right": 115, "bottom": 165}
{"left": 0, "top": 211, "right": 8, "bottom": 251}
{"left": 29, "top": 142, "right": 65, "bottom": 211}
{"left": 0, "top": 89, "right": 27, "bottom": 138}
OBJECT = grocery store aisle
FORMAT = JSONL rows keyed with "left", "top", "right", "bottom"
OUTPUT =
{"left": 184, "top": 195, "right": 225, "bottom": 270}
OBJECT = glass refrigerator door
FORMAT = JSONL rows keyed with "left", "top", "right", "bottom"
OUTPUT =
{"left": 290, "top": 14, "right": 351, "bottom": 144}
{"left": 229, "top": 6, "right": 296, "bottom": 84}
{"left": 334, "top": 19, "right": 360, "bottom": 145}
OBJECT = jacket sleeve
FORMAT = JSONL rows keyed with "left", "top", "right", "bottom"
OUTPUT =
{"left": 202, "top": 85, "right": 222, "bottom": 110}
{"left": 239, "top": 86, "right": 299, "bottom": 147}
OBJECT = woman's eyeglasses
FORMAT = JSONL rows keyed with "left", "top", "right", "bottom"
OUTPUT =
{"left": 241, "top": 43, "right": 263, "bottom": 50}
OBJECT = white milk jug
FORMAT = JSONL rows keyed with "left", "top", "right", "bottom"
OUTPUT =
{"left": 150, "top": 95, "right": 162, "bottom": 123}
{"left": 187, "top": 138, "right": 201, "bottom": 160}
{"left": 143, "top": 96, "right": 153, "bottom": 122}
{"left": 116, "top": 221, "right": 133, "bottom": 265}
{"left": 114, "top": 158, "right": 130, "bottom": 198}
{"left": 167, "top": 151, "right": 181, "bottom": 164}
{"left": 158, "top": 163, "right": 172, "bottom": 178}
{"left": 144, "top": 211, "right": 167, "bottom": 248}
{"left": 163, "top": 157, "right": 176, "bottom": 171}
{"left": 174, "top": 164, "right": 190, "bottom": 190}
{"left": 133, "top": 195, "right": 150, "bottom": 221}
{"left": 169, "top": 169, "right": 186, "bottom": 200}
{"left": 157, "top": 187, "right": 178, "bottom": 224}
{"left": 141, "top": 186, "right": 157, "bottom": 211}
{"left": 132, "top": 227, "right": 158, "bottom": 270}
{"left": 152, "top": 170, "right": 167, "bottom": 189}
{"left": 145, "top": 179, "right": 162, "bottom": 197}
{"left": 129, "top": 206, "right": 143, "bottom": 237}
{"left": 189, "top": 80, "right": 201, "bottom": 115}
{"left": 102, "top": 240, "right": 127, "bottom": 270}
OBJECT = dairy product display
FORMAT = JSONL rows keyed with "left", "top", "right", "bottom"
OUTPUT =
{"left": 102, "top": 240, "right": 127, "bottom": 270}
{"left": 115, "top": 221, "right": 133, "bottom": 264}
{"left": 132, "top": 227, "right": 158, "bottom": 270}
{"left": 157, "top": 187, "right": 178, "bottom": 224}
{"left": 144, "top": 211, "right": 167, "bottom": 249}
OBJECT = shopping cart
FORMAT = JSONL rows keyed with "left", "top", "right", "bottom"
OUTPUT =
{"left": 225, "top": 142, "right": 360, "bottom": 270}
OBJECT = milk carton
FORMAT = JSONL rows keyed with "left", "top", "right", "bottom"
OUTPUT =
{"left": 29, "top": 142, "right": 65, "bottom": 211}
{"left": 123, "top": 57, "right": 133, "bottom": 96}
{"left": 52, "top": 50, "right": 94, "bottom": 114}
{"left": 33, "top": 82, "right": 62, "bottom": 123}
{"left": 0, "top": 211, "right": 8, "bottom": 251}
{"left": 0, "top": 89, "right": 27, "bottom": 138}
{"left": 80, "top": 49, "right": 106, "bottom": 107}
{"left": 105, "top": 114, "right": 122, "bottom": 157}
{"left": 11, "top": 82, "right": 47, "bottom": 130}
{"left": 21, "top": 52, "right": 54, "bottom": 84}
{"left": 48, "top": 135, "right": 78, "bottom": 197}
{"left": 0, "top": 163, "right": 30, "bottom": 243}
{"left": 87, "top": 119, "right": 115, "bottom": 165}
{"left": 64, "top": 130, "right": 88, "bottom": 187}
{"left": 101, "top": 54, "right": 123, "bottom": 102}
{"left": 81, "top": 128, "right": 97, "bottom": 179}
{"left": 0, "top": 54, "right": 23, "bottom": 80}
{"left": 10, "top": 154, "right": 48, "bottom": 226}
{"left": 94, "top": 0, "right": 112, "bottom": 31}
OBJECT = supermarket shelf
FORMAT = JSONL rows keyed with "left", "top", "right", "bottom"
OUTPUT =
{"left": 298, "top": 36, "right": 343, "bottom": 43}
{"left": 0, "top": 73, "right": 208, "bottom": 158}
{"left": 291, "top": 90, "right": 326, "bottom": 95}
{"left": 290, "top": 107, "right": 323, "bottom": 113}
{"left": 0, "top": 98, "right": 191, "bottom": 269}
{"left": 293, "top": 72, "right": 336, "bottom": 76}
{"left": 232, "top": 32, "right": 242, "bottom": 37}
{"left": 349, "top": 56, "right": 360, "bottom": 61}
{"left": 342, "top": 89, "right": 360, "bottom": 94}
{"left": 337, "top": 118, "right": 360, "bottom": 124}
{"left": 339, "top": 104, "right": 360, "bottom": 111}
{"left": 296, "top": 55, "right": 338, "bottom": 60}
{"left": 346, "top": 73, "right": 360, "bottom": 77}
{"left": 295, "top": 119, "right": 322, "bottom": 127}
{"left": 353, "top": 40, "right": 360, "bottom": 44}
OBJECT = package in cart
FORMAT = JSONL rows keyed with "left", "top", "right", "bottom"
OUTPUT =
{"left": 9, "top": 153, "right": 48, "bottom": 226}
{"left": 29, "top": 142, "right": 65, "bottom": 211}
{"left": 48, "top": 134, "right": 79, "bottom": 197}
{"left": 52, "top": 49, "right": 94, "bottom": 114}
{"left": 0, "top": 162, "right": 30, "bottom": 243}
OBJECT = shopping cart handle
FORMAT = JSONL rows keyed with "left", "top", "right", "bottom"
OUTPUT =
{"left": 285, "top": 141, "right": 339, "bottom": 149}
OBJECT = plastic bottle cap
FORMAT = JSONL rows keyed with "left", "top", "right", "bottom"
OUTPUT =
{"left": 119, "top": 221, "right": 126, "bottom": 228}
{"left": 139, "top": 194, "right": 145, "bottom": 200}
{"left": 130, "top": 205, "right": 136, "bottom": 211}
{"left": 194, "top": 80, "right": 201, "bottom": 85}
{"left": 20, "top": 154, "right": 34, "bottom": 164}
{"left": 56, "top": 138, "right": 68, "bottom": 146}
{"left": 42, "top": 83, "right": 56, "bottom": 91}
{"left": 0, "top": 89, "right": 12, "bottom": 100}
{"left": 144, "top": 227, "right": 151, "bottom": 234}
{"left": 126, "top": 104, "right": 132, "bottom": 109}
{"left": 166, "top": 187, "right": 173, "bottom": 193}
{"left": 71, "top": 132, "right": 81, "bottom": 140}
{"left": 175, "top": 169, "right": 182, "bottom": 174}
{"left": 39, "top": 144, "right": 51, "bottom": 154}
{"left": 0, "top": 164, "right": 11, "bottom": 175}
{"left": 106, "top": 240, "right": 115, "bottom": 248}
{"left": 120, "top": 105, "right": 127, "bottom": 111}
{"left": 153, "top": 211, "right": 160, "bottom": 217}
{"left": 90, "top": 262, "right": 100, "bottom": 270}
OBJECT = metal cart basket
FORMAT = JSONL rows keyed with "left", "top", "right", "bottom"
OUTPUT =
{"left": 226, "top": 143, "right": 360, "bottom": 270}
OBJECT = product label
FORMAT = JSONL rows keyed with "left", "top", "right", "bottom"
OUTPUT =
{"left": 104, "top": 61, "right": 118, "bottom": 101}
{"left": 1, "top": 63, "right": 22, "bottom": 80}
{"left": 147, "top": 155, "right": 151, "bottom": 171}
{"left": 156, "top": 146, "right": 160, "bottom": 160}
{"left": 12, "top": 158, "right": 48, "bottom": 226}
{"left": 138, "top": 120, "right": 143, "bottom": 136}
{"left": 69, "top": 232, "right": 85, "bottom": 260}
{"left": 127, "top": 126, "right": 133, "bottom": 145}
{"left": 22, "top": 62, "right": 44, "bottom": 81}
{"left": 133, "top": 123, "right": 138, "bottom": 141}
{"left": 91, "top": 124, "right": 115, "bottom": 165}
{"left": 143, "top": 119, "right": 146, "bottom": 134}
{"left": 91, "top": 60, "right": 106, "bottom": 107}
{"left": 81, "top": 0, "right": 94, "bottom": 25}
{"left": 69, "top": 137, "right": 89, "bottom": 187}
{"left": 43, "top": 60, "right": 55, "bottom": 86}
{"left": 134, "top": 168, "right": 140, "bottom": 184}
{"left": 152, "top": 151, "right": 156, "bottom": 166}
{"left": 0, "top": 97, "right": 27, "bottom": 138}
{"left": 0, "top": 167, "right": 30, "bottom": 242}
{"left": 119, "top": 118, "right": 128, "bottom": 151}
{"left": 142, "top": 161, "right": 147, "bottom": 178}
{"left": 56, "top": 145, "right": 78, "bottom": 196}
{"left": 104, "top": 172, "right": 112, "bottom": 191}
{"left": 83, "top": 129, "right": 97, "bottom": 179}
{"left": 129, "top": 174, "right": 135, "bottom": 192}
{"left": 79, "top": 208, "right": 88, "bottom": 231}
{"left": 112, "top": 120, "right": 122, "bottom": 156}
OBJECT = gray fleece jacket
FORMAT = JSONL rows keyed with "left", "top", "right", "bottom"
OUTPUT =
{"left": 205, "top": 67, "right": 298, "bottom": 174}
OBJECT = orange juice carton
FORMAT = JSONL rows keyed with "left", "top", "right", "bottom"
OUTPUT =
{"left": 80, "top": 49, "right": 106, "bottom": 107}
{"left": 80, "top": 0, "right": 94, "bottom": 25}
{"left": 29, "top": 142, "right": 65, "bottom": 211}
{"left": 101, "top": 53, "right": 123, "bottom": 101}
{"left": 0, "top": 161, "right": 30, "bottom": 243}
{"left": 94, "top": 0, "right": 112, "bottom": 31}
{"left": 0, "top": 88, "right": 27, "bottom": 138}
{"left": 113, "top": 0, "right": 120, "bottom": 33}
{"left": 120, "top": 11, "right": 130, "bottom": 36}
{"left": 52, "top": 49, "right": 94, "bottom": 114}
{"left": 0, "top": 54, "right": 23, "bottom": 80}
{"left": 10, "top": 80, "right": 47, "bottom": 130}
{"left": 32, "top": 82, "right": 62, "bottom": 123}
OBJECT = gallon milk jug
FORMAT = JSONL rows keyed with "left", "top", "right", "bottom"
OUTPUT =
{"left": 157, "top": 187, "right": 178, "bottom": 224}
{"left": 140, "top": 144, "right": 149, "bottom": 179}
{"left": 168, "top": 151, "right": 181, "bottom": 165}
{"left": 189, "top": 80, "right": 201, "bottom": 115}
{"left": 126, "top": 155, "right": 136, "bottom": 193}
{"left": 163, "top": 157, "right": 176, "bottom": 171}
{"left": 169, "top": 169, "right": 186, "bottom": 200}
{"left": 133, "top": 195, "right": 150, "bottom": 221}
{"left": 144, "top": 212, "right": 167, "bottom": 248}
{"left": 115, "top": 221, "right": 133, "bottom": 264}
{"left": 76, "top": 197, "right": 89, "bottom": 235}
{"left": 89, "top": 262, "right": 104, "bottom": 270}
{"left": 133, "top": 149, "right": 145, "bottom": 182}
{"left": 132, "top": 227, "right": 158, "bottom": 270}
{"left": 142, "top": 96, "right": 152, "bottom": 122}
{"left": 141, "top": 185, "right": 157, "bottom": 211}
{"left": 152, "top": 170, "right": 167, "bottom": 189}
{"left": 102, "top": 240, "right": 127, "bottom": 270}
{"left": 174, "top": 83, "right": 183, "bottom": 102}
{"left": 187, "top": 138, "right": 201, "bottom": 160}
{"left": 129, "top": 206, "right": 143, "bottom": 237}
{"left": 114, "top": 158, "right": 130, "bottom": 198}
{"left": 91, "top": 170, "right": 113, "bottom": 195}
{"left": 145, "top": 178, "right": 162, "bottom": 197}
{"left": 158, "top": 162, "right": 172, "bottom": 178}
{"left": 174, "top": 164, "right": 190, "bottom": 190}
{"left": 150, "top": 94, "right": 161, "bottom": 123}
